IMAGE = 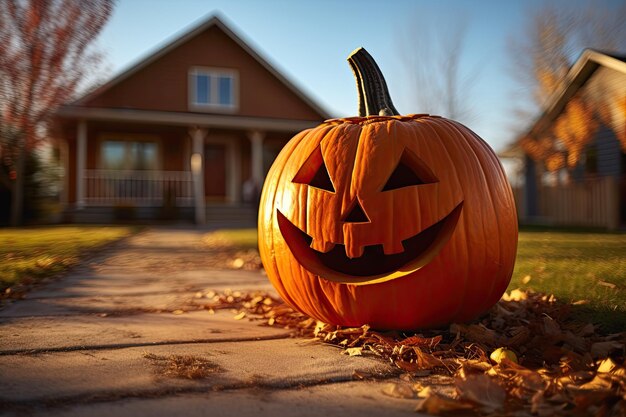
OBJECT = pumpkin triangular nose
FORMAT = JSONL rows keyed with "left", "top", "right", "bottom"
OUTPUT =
{"left": 343, "top": 200, "right": 369, "bottom": 223}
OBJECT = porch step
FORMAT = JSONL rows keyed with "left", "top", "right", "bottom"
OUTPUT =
{"left": 65, "top": 206, "right": 194, "bottom": 224}
{"left": 204, "top": 205, "right": 257, "bottom": 229}
{"left": 64, "top": 205, "right": 256, "bottom": 228}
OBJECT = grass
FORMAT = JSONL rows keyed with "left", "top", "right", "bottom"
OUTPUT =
{"left": 0, "top": 225, "right": 135, "bottom": 291}
{"left": 510, "top": 230, "right": 626, "bottom": 333}
{"left": 205, "top": 227, "right": 626, "bottom": 332}
{"left": 203, "top": 228, "right": 258, "bottom": 250}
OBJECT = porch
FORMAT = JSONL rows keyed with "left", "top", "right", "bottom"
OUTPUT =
{"left": 53, "top": 111, "right": 316, "bottom": 224}
{"left": 83, "top": 169, "right": 194, "bottom": 207}
{"left": 74, "top": 168, "right": 256, "bottom": 225}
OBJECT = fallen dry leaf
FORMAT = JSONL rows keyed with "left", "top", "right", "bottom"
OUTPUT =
{"left": 415, "top": 391, "right": 474, "bottom": 415}
{"left": 398, "top": 335, "right": 442, "bottom": 348}
{"left": 502, "top": 288, "right": 528, "bottom": 301}
{"left": 344, "top": 347, "right": 363, "bottom": 356}
{"left": 530, "top": 390, "right": 567, "bottom": 416}
{"left": 455, "top": 373, "right": 506, "bottom": 411}
{"left": 590, "top": 341, "right": 624, "bottom": 358}
{"left": 381, "top": 382, "right": 415, "bottom": 399}
{"left": 233, "top": 311, "right": 246, "bottom": 320}
{"left": 597, "top": 280, "right": 617, "bottom": 289}
{"left": 189, "top": 288, "right": 626, "bottom": 416}
{"left": 597, "top": 358, "right": 618, "bottom": 374}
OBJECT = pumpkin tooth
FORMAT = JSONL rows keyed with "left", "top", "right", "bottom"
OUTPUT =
{"left": 345, "top": 243, "right": 364, "bottom": 259}
{"left": 383, "top": 241, "right": 404, "bottom": 255}
{"left": 310, "top": 239, "right": 335, "bottom": 253}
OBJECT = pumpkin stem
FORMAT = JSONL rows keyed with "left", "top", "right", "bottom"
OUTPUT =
{"left": 347, "top": 48, "right": 400, "bottom": 117}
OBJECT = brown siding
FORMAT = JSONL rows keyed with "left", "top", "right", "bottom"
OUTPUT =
{"left": 85, "top": 25, "right": 324, "bottom": 121}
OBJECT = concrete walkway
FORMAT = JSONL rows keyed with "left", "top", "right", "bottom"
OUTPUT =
{"left": 0, "top": 228, "right": 427, "bottom": 416}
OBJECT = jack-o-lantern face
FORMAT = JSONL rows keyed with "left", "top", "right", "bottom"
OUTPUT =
{"left": 258, "top": 49, "right": 518, "bottom": 330}
{"left": 276, "top": 128, "right": 464, "bottom": 285}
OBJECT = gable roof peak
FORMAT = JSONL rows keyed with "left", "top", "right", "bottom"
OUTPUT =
{"left": 72, "top": 12, "right": 330, "bottom": 119}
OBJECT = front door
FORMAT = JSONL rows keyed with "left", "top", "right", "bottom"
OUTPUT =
{"left": 204, "top": 144, "right": 227, "bottom": 200}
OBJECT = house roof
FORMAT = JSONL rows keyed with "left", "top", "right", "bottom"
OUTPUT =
{"left": 69, "top": 13, "right": 331, "bottom": 119}
{"left": 54, "top": 106, "right": 322, "bottom": 132}
{"left": 500, "top": 48, "right": 626, "bottom": 157}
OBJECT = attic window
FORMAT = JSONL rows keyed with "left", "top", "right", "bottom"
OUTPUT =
{"left": 189, "top": 67, "right": 238, "bottom": 111}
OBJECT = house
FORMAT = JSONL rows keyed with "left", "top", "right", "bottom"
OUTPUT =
{"left": 501, "top": 49, "right": 626, "bottom": 230}
{"left": 52, "top": 14, "right": 329, "bottom": 225}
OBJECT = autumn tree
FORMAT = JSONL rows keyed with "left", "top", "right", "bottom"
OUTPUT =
{"left": 508, "top": 1, "right": 626, "bottom": 138}
{"left": 0, "top": 0, "right": 114, "bottom": 225}
{"left": 398, "top": 15, "right": 477, "bottom": 124}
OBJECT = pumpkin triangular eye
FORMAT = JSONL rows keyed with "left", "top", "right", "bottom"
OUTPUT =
{"left": 293, "top": 146, "right": 335, "bottom": 193}
{"left": 382, "top": 150, "right": 437, "bottom": 191}
{"left": 308, "top": 161, "right": 335, "bottom": 192}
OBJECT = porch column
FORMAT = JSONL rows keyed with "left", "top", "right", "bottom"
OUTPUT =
{"left": 229, "top": 140, "right": 242, "bottom": 203}
{"left": 247, "top": 130, "right": 265, "bottom": 188}
{"left": 191, "top": 127, "right": 207, "bottom": 225}
{"left": 76, "top": 120, "right": 87, "bottom": 209}
{"left": 59, "top": 139, "right": 69, "bottom": 208}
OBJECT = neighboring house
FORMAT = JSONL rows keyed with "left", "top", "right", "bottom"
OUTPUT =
{"left": 501, "top": 49, "right": 626, "bottom": 230}
{"left": 52, "top": 14, "right": 329, "bottom": 225}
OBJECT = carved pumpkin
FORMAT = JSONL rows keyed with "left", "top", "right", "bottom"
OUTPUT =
{"left": 258, "top": 48, "right": 518, "bottom": 330}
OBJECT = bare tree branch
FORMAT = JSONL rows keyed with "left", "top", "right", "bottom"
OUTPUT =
{"left": 507, "top": 1, "right": 626, "bottom": 130}
{"left": 397, "top": 13, "right": 478, "bottom": 124}
{"left": 0, "top": 0, "right": 114, "bottom": 225}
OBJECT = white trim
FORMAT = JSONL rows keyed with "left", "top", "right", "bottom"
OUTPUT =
{"left": 191, "top": 127, "right": 207, "bottom": 224}
{"left": 57, "top": 106, "right": 320, "bottom": 132}
{"left": 188, "top": 66, "right": 239, "bottom": 113}
{"left": 247, "top": 130, "right": 265, "bottom": 188}
{"left": 60, "top": 139, "right": 69, "bottom": 207}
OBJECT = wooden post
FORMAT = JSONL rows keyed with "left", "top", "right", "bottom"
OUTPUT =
{"left": 606, "top": 176, "right": 619, "bottom": 231}
{"left": 248, "top": 130, "right": 265, "bottom": 189}
{"left": 191, "top": 127, "right": 207, "bottom": 225}
{"left": 76, "top": 120, "right": 87, "bottom": 209}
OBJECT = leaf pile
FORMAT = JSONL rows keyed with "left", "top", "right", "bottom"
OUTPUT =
{"left": 194, "top": 288, "right": 625, "bottom": 416}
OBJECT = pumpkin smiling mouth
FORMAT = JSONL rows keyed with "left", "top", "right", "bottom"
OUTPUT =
{"left": 276, "top": 202, "right": 463, "bottom": 285}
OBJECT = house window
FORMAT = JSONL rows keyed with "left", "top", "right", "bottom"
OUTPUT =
{"left": 189, "top": 68, "right": 237, "bottom": 110}
{"left": 102, "top": 140, "right": 158, "bottom": 170}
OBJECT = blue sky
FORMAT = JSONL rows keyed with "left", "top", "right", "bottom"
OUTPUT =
{"left": 96, "top": 0, "right": 621, "bottom": 152}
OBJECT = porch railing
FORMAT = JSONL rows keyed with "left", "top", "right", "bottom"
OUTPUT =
{"left": 83, "top": 169, "right": 194, "bottom": 207}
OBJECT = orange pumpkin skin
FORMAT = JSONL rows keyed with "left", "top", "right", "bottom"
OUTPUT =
{"left": 258, "top": 113, "right": 518, "bottom": 330}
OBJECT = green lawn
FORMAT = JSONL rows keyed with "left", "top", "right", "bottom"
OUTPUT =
{"left": 203, "top": 228, "right": 259, "bottom": 250}
{"left": 205, "top": 228, "right": 626, "bottom": 332}
{"left": 511, "top": 230, "right": 626, "bottom": 333}
{"left": 0, "top": 226, "right": 135, "bottom": 291}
